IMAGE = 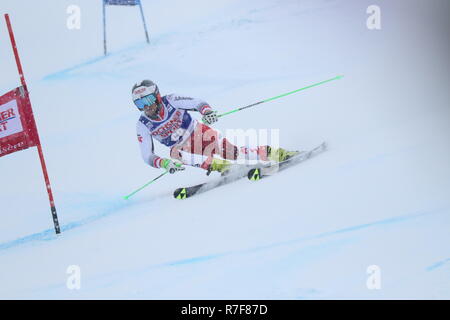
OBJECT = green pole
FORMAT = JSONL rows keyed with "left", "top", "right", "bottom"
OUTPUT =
{"left": 123, "top": 171, "right": 168, "bottom": 200}
{"left": 217, "top": 75, "right": 343, "bottom": 119}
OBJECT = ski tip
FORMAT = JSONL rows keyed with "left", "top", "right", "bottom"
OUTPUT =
{"left": 173, "top": 188, "right": 188, "bottom": 200}
{"left": 248, "top": 168, "right": 261, "bottom": 181}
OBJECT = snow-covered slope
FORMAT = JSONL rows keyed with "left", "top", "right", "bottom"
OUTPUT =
{"left": 0, "top": 0, "right": 449, "bottom": 299}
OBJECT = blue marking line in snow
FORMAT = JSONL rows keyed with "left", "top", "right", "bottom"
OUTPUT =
{"left": 426, "top": 258, "right": 450, "bottom": 271}
{"left": 0, "top": 198, "right": 129, "bottom": 252}
{"left": 42, "top": 42, "right": 149, "bottom": 81}
{"left": 42, "top": 56, "right": 106, "bottom": 80}
{"left": 236, "top": 210, "right": 429, "bottom": 256}
{"left": 0, "top": 229, "right": 57, "bottom": 251}
{"left": 164, "top": 253, "right": 227, "bottom": 267}
{"left": 145, "top": 210, "right": 434, "bottom": 269}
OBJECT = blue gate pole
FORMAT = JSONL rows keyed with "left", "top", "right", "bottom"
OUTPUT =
{"left": 103, "top": 0, "right": 107, "bottom": 55}
{"left": 138, "top": 0, "right": 150, "bottom": 44}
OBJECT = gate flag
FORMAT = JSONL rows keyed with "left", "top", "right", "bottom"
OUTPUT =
{"left": 0, "top": 87, "right": 39, "bottom": 157}
{"left": 2, "top": 14, "right": 61, "bottom": 234}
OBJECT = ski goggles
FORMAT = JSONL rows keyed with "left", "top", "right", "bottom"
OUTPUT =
{"left": 133, "top": 94, "right": 159, "bottom": 110}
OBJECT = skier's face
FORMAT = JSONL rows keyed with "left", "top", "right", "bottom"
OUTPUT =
{"left": 143, "top": 102, "right": 160, "bottom": 119}
{"left": 134, "top": 92, "right": 162, "bottom": 119}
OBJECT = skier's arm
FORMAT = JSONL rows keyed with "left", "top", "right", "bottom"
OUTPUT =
{"left": 167, "top": 94, "right": 213, "bottom": 115}
{"left": 167, "top": 94, "right": 218, "bottom": 125}
{"left": 136, "top": 122, "right": 185, "bottom": 173}
{"left": 137, "top": 121, "right": 163, "bottom": 168}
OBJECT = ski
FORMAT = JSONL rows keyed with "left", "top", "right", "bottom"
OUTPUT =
{"left": 173, "top": 142, "right": 327, "bottom": 199}
{"left": 173, "top": 165, "right": 253, "bottom": 199}
{"left": 247, "top": 142, "right": 327, "bottom": 181}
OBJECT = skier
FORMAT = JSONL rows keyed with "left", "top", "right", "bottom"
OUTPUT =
{"left": 133, "top": 80, "right": 298, "bottom": 175}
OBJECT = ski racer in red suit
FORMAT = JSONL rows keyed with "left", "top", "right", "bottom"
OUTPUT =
{"left": 133, "top": 80, "right": 298, "bottom": 174}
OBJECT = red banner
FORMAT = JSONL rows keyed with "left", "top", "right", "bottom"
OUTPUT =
{"left": 0, "top": 86, "right": 39, "bottom": 158}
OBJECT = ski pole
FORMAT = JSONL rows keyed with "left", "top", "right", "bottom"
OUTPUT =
{"left": 123, "top": 171, "right": 169, "bottom": 200}
{"left": 216, "top": 75, "right": 343, "bottom": 119}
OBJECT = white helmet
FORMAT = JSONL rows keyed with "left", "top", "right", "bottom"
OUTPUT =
{"left": 131, "top": 80, "right": 162, "bottom": 111}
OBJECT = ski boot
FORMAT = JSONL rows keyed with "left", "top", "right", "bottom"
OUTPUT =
{"left": 206, "top": 158, "right": 233, "bottom": 176}
{"left": 267, "top": 146, "right": 301, "bottom": 163}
